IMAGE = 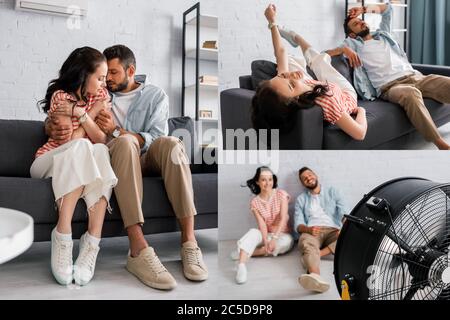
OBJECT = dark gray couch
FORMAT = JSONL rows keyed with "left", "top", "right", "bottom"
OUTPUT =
{"left": 220, "top": 56, "right": 450, "bottom": 150}
{"left": 0, "top": 118, "right": 217, "bottom": 242}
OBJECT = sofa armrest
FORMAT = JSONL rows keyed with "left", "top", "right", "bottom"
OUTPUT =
{"left": 412, "top": 63, "right": 450, "bottom": 77}
{"left": 220, "top": 88, "right": 324, "bottom": 149}
{"left": 279, "top": 106, "right": 324, "bottom": 150}
{"left": 220, "top": 88, "right": 254, "bottom": 132}
{"left": 239, "top": 76, "right": 253, "bottom": 90}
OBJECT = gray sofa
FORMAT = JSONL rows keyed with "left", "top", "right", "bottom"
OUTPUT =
{"left": 220, "top": 56, "right": 450, "bottom": 150}
{"left": 0, "top": 118, "right": 217, "bottom": 242}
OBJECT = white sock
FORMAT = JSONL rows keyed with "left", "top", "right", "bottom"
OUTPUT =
{"left": 84, "top": 232, "right": 101, "bottom": 247}
{"left": 55, "top": 229, "right": 72, "bottom": 242}
{"left": 236, "top": 263, "right": 248, "bottom": 284}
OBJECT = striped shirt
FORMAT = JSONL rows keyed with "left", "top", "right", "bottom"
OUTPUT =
{"left": 35, "top": 88, "right": 109, "bottom": 158}
{"left": 305, "top": 79, "right": 358, "bottom": 124}
{"left": 250, "top": 189, "right": 291, "bottom": 234}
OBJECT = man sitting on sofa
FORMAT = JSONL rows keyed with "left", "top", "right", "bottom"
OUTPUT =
{"left": 325, "top": 2, "right": 450, "bottom": 150}
{"left": 295, "top": 167, "right": 346, "bottom": 293}
{"left": 45, "top": 45, "right": 208, "bottom": 291}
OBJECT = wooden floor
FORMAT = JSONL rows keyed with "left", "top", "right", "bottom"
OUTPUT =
{"left": 0, "top": 229, "right": 218, "bottom": 300}
{"left": 217, "top": 240, "right": 340, "bottom": 300}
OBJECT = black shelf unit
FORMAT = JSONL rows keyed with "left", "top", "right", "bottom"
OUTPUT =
{"left": 182, "top": 2, "right": 200, "bottom": 121}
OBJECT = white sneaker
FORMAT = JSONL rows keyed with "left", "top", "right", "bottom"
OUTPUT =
{"left": 298, "top": 273, "right": 330, "bottom": 293}
{"left": 73, "top": 233, "right": 100, "bottom": 286}
{"left": 235, "top": 263, "right": 248, "bottom": 284}
{"left": 51, "top": 228, "right": 73, "bottom": 285}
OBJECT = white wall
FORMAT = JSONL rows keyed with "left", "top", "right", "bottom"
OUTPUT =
{"left": 0, "top": 0, "right": 217, "bottom": 120}
{"left": 218, "top": 0, "right": 346, "bottom": 90}
{"left": 219, "top": 151, "right": 450, "bottom": 240}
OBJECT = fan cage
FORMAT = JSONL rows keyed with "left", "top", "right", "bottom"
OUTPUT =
{"left": 368, "top": 185, "right": 450, "bottom": 300}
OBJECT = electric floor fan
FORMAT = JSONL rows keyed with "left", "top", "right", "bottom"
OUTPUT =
{"left": 335, "top": 178, "right": 450, "bottom": 300}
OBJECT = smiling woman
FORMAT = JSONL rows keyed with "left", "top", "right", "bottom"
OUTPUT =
{"left": 231, "top": 166, "right": 294, "bottom": 285}
{"left": 30, "top": 46, "right": 118, "bottom": 287}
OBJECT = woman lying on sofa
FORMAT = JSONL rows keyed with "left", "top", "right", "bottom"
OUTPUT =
{"left": 252, "top": 4, "right": 368, "bottom": 141}
{"left": 30, "top": 47, "right": 118, "bottom": 287}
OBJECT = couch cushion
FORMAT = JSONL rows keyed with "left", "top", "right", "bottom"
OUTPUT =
{"left": 0, "top": 174, "right": 217, "bottom": 224}
{"left": 323, "top": 100, "right": 450, "bottom": 150}
{"left": 168, "top": 116, "right": 197, "bottom": 161}
{"left": 331, "top": 55, "right": 353, "bottom": 87}
{"left": 251, "top": 60, "right": 278, "bottom": 89}
{"left": 0, "top": 120, "right": 47, "bottom": 177}
{"left": 0, "top": 117, "right": 197, "bottom": 177}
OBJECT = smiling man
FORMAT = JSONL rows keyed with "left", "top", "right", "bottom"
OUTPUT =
{"left": 326, "top": 3, "right": 450, "bottom": 150}
{"left": 99, "top": 45, "right": 208, "bottom": 290}
{"left": 294, "top": 167, "right": 347, "bottom": 293}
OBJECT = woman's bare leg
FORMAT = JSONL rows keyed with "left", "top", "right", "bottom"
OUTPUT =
{"left": 87, "top": 197, "right": 107, "bottom": 238}
{"left": 238, "top": 246, "right": 268, "bottom": 264}
{"left": 56, "top": 186, "right": 84, "bottom": 234}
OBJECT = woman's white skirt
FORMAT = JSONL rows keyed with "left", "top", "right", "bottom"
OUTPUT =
{"left": 30, "top": 139, "right": 118, "bottom": 211}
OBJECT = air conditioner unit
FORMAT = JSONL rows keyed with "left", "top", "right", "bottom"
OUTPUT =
{"left": 15, "top": 0, "right": 88, "bottom": 17}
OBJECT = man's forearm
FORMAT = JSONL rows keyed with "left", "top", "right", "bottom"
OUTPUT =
{"left": 298, "top": 224, "right": 311, "bottom": 234}
{"left": 326, "top": 47, "right": 344, "bottom": 57}
{"left": 365, "top": 3, "right": 388, "bottom": 14}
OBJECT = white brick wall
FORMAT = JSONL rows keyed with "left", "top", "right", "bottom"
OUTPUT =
{"left": 219, "top": 151, "right": 450, "bottom": 240}
{"left": 0, "top": 0, "right": 217, "bottom": 120}
{"left": 218, "top": 0, "right": 346, "bottom": 90}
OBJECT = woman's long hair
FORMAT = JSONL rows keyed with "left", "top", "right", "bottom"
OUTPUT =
{"left": 38, "top": 47, "right": 106, "bottom": 113}
{"left": 251, "top": 80, "right": 331, "bottom": 133}
{"left": 246, "top": 166, "right": 278, "bottom": 195}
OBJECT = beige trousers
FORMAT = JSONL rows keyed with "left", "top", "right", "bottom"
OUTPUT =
{"left": 298, "top": 227, "right": 339, "bottom": 273}
{"left": 107, "top": 134, "right": 197, "bottom": 229}
{"left": 381, "top": 74, "right": 450, "bottom": 142}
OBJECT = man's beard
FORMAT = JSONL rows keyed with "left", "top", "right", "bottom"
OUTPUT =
{"left": 356, "top": 27, "right": 370, "bottom": 38}
{"left": 305, "top": 180, "right": 318, "bottom": 190}
{"left": 108, "top": 78, "right": 129, "bottom": 93}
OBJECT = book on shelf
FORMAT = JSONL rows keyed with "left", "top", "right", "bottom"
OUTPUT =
{"left": 202, "top": 40, "right": 218, "bottom": 50}
{"left": 199, "top": 109, "right": 213, "bottom": 119}
{"left": 201, "top": 143, "right": 218, "bottom": 149}
{"left": 199, "top": 75, "right": 218, "bottom": 85}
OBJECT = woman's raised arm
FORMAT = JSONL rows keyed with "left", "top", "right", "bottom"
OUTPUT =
{"left": 265, "top": 4, "right": 289, "bottom": 74}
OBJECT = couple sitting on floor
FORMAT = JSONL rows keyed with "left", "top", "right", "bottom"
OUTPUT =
{"left": 31, "top": 45, "right": 207, "bottom": 289}
{"left": 252, "top": 3, "right": 450, "bottom": 150}
{"left": 232, "top": 166, "right": 346, "bottom": 294}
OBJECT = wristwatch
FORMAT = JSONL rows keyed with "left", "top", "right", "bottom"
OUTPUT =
{"left": 112, "top": 126, "right": 121, "bottom": 138}
{"left": 78, "top": 112, "right": 88, "bottom": 124}
{"left": 268, "top": 22, "right": 278, "bottom": 30}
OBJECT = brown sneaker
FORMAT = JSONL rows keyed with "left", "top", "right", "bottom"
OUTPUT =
{"left": 298, "top": 273, "right": 330, "bottom": 293}
{"left": 126, "top": 247, "right": 177, "bottom": 290}
{"left": 181, "top": 241, "right": 208, "bottom": 281}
